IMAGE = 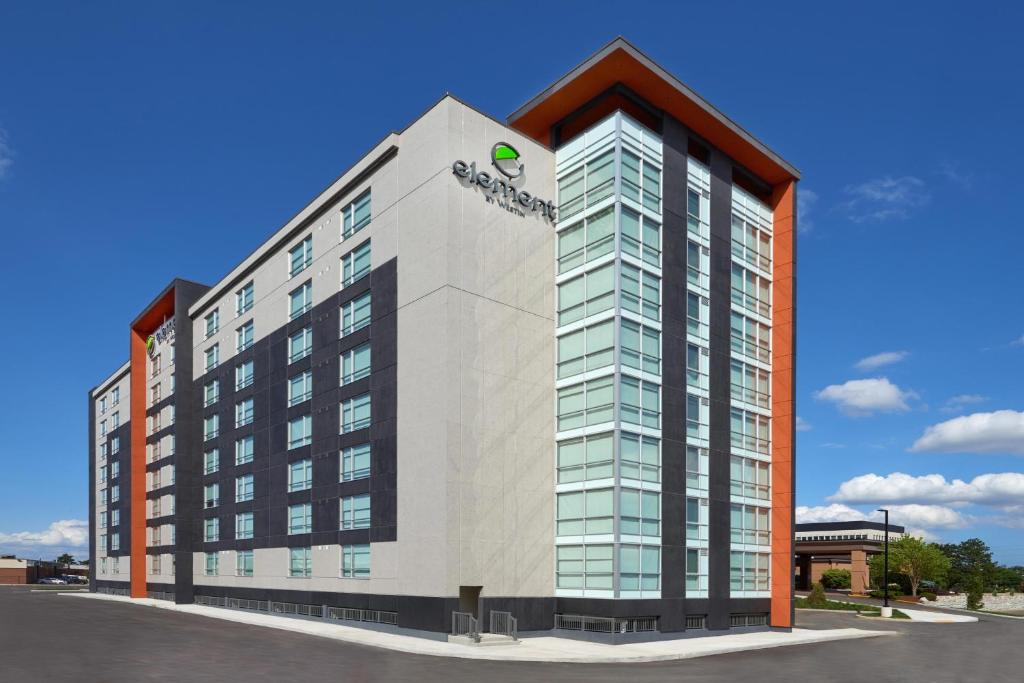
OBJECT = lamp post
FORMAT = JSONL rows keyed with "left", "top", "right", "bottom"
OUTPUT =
{"left": 877, "top": 508, "right": 890, "bottom": 614}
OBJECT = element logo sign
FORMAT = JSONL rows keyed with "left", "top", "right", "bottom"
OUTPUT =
{"left": 146, "top": 335, "right": 156, "bottom": 356}
{"left": 491, "top": 142, "right": 523, "bottom": 179}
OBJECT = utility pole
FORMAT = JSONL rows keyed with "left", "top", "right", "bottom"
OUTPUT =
{"left": 877, "top": 508, "right": 890, "bottom": 611}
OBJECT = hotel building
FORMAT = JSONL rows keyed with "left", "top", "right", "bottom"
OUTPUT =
{"left": 88, "top": 38, "right": 798, "bottom": 635}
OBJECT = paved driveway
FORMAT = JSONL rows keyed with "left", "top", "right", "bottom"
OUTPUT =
{"left": 1, "top": 587, "right": 1021, "bottom": 682}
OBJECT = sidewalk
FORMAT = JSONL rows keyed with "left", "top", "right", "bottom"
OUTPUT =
{"left": 65, "top": 592, "right": 891, "bottom": 663}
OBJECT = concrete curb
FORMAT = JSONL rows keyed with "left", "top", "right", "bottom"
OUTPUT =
{"left": 64, "top": 592, "right": 894, "bottom": 663}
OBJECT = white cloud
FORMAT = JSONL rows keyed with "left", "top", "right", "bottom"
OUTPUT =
{"left": 910, "top": 410, "right": 1024, "bottom": 455}
{"left": 854, "top": 351, "right": 909, "bottom": 371}
{"left": 941, "top": 394, "right": 988, "bottom": 413}
{"left": 796, "top": 416, "right": 812, "bottom": 432}
{"left": 0, "top": 127, "right": 12, "bottom": 180}
{"left": 797, "top": 188, "right": 818, "bottom": 234}
{"left": 796, "top": 504, "right": 868, "bottom": 524}
{"left": 829, "top": 471, "right": 1024, "bottom": 506}
{"left": 938, "top": 161, "right": 973, "bottom": 191}
{"left": 840, "top": 176, "right": 929, "bottom": 222}
{"left": 878, "top": 504, "right": 970, "bottom": 531}
{"left": 0, "top": 519, "right": 88, "bottom": 548}
{"left": 1012, "top": 335, "right": 1024, "bottom": 347}
{"left": 815, "top": 377, "right": 917, "bottom": 416}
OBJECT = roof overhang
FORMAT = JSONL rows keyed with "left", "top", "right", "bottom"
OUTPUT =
{"left": 508, "top": 38, "right": 800, "bottom": 186}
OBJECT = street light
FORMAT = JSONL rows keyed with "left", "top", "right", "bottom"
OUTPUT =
{"left": 877, "top": 508, "right": 890, "bottom": 609}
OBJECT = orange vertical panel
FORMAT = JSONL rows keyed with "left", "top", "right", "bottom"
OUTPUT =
{"left": 129, "top": 330, "right": 148, "bottom": 598}
{"left": 770, "top": 180, "right": 796, "bottom": 627}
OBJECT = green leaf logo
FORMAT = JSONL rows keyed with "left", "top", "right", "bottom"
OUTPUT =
{"left": 146, "top": 335, "right": 156, "bottom": 355}
{"left": 493, "top": 143, "right": 519, "bottom": 161}
{"left": 491, "top": 142, "right": 524, "bottom": 179}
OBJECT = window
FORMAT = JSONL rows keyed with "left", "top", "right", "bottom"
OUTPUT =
{"left": 730, "top": 550, "right": 770, "bottom": 592}
{"left": 288, "top": 327, "right": 312, "bottom": 363}
{"left": 557, "top": 433, "right": 613, "bottom": 483}
{"left": 341, "top": 190, "right": 371, "bottom": 240}
{"left": 730, "top": 359, "right": 770, "bottom": 409}
{"left": 731, "top": 408, "right": 770, "bottom": 454}
{"left": 288, "top": 459, "right": 312, "bottom": 492}
{"left": 151, "top": 354, "right": 161, "bottom": 377}
{"left": 557, "top": 262, "right": 613, "bottom": 325}
{"left": 288, "top": 548, "right": 311, "bottom": 578}
{"left": 686, "top": 394, "right": 702, "bottom": 439}
{"left": 621, "top": 149, "right": 661, "bottom": 212}
{"left": 620, "top": 320, "right": 660, "bottom": 376}
{"left": 100, "top": 419, "right": 107, "bottom": 436}
{"left": 557, "top": 377, "right": 613, "bottom": 431}
{"left": 204, "top": 379, "right": 219, "bottom": 407}
{"left": 235, "top": 435, "right": 254, "bottom": 465}
{"left": 687, "top": 187, "right": 702, "bottom": 234}
{"left": 340, "top": 291, "right": 371, "bottom": 337}
{"left": 620, "top": 377, "right": 660, "bottom": 429}
{"left": 341, "top": 544, "right": 370, "bottom": 579}
{"left": 621, "top": 263, "right": 661, "bottom": 321}
{"left": 556, "top": 488, "right": 613, "bottom": 535}
{"left": 205, "top": 552, "right": 219, "bottom": 576}
{"left": 151, "top": 383, "right": 161, "bottom": 406}
{"left": 100, "top": 397, "right": 107, "bottom": 414}
{"left": 111, "top": 461, "right": 119, "bottom": 479}
{"left": 204, "top": 449, "right": 219, "bottom": 475}
{"left": 100, "top": 511, "right": 108, "bottom": 528}
{"left": 236, "top": 550, "right": 254, "bottom": 577}
{"left": 340, "top": 494, "right": 370, "bottom": 530}
{"left": 686, "top": 497, "right": 708, "bottom": 541}
{"left": 204, "top": 517, "right": 219, "bottom": 542}
{"left": 731, "top": 263, "right": 771, "bottom": 317}
{"left": 236, "top": 281, "right": 254, "bottom": 316}
{"left": 236, "top": 474, "right": 254, "bottom": 503}
{"left": 100, "top": 489, "right": 108, "bottom": 506}
{"left": 111, "top": 557, "right": 120, "bottom": 574}
{"left": 236, "top": 512, "right": 254, "bottom": 540}
{"left": 112, "top": 411, "right": 120, "bottom": 429}
{"left": 111, "top": 436, "right": 120, "bottom": 454}
{"left": 204, "top": 414, "right": 219, "bottom": 441}
{"left": 110, "top": 509, "right": 120, "bottom": 526}
{"left": 556, "top": 544, "right": 612, "bottom": 590}
{"left": 731, "top": 214, "right": 771, "bottom": 271}
{"left": 340, "top": 443, "right": 370, "bottom": 481}
{"left": 236, "top": 320, "right": 254, "bottom": 352}
{"left": 289, "top": 281, "right": 313, "bottom": 319}
{"left": 687, "top": 343, "right": 704, "bottom": 386}
{"left": 730, "top": 311, "right": 770, "bottom": 363}
{"left": 687, "top": 240, "right": 703, "bottom": 288}
{"left": 205, "top": 309, "right": 219, "bottom": 338}
{"left": 204, "top": 483, "right": 219, "bottom": 508}
{"left": 730, "top": 503, "right": 770, "bottom": 545}
{"left": 236, "top": 359, "right": 254, "bottom": 390}
{"left": 620, "top": 206, "right": 661, "bottom": 267}
{"left": 340, "top": 343, "right": 371, "bottom": 385}
{"left": 620, "top": 432, "right": 660, "bottom": 482}
{"left": 619, "top": 544, "right": 660, "bottom": 592}
{"left": 205, "top": 344, "right": 219, "bottom": 372}
{"left": 289, "top": 235, "right": 313, "bottom": 277}
{"left": 288, "top": 503, "right": 311, "bottom": 534}
{"left": 557, "top": 166, "right": 584, "bottom": 218}
{"left": 110, "top": 484, "right": 120, "bottom": 503}
{"left": 235, "top": 398, "right": 254, "bottom": 427}
{"left": 556, "top": 206, "right": 614, "bottom": 273}
{"left": 340, "top": 393, "right": 371, "bottom": 433}
{"left": 687, "top": 446, "right": 709, "bottom": 492}
{"left": 110, "top": 533, "right": 120, "bottom": 551}
{"left": 341, "top": 241, "right": 371, "bottom": 287}
{"left": 288, "top": 415, "right": 312, "bottom": 449}
{"left": 586, "top": 150, "right": 615, "bottom": 206}
{"left": 730, "top": 456, "right": 770, "bottom": 500}
{"left": 686, "top": 548, "right": 707, "bottom": 592}
{"left": 288, "top": 371, "right": 312, "bottom": 406}
{"left": 620, "top": 489, "right": 660, "bottom": 536}
{"left": 557, "top": 320, "right": 613, "bottom": 379}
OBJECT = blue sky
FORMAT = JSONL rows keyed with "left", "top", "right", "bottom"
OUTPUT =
{"left": 1, "top": 2, "right": 1022, "bottom": 564}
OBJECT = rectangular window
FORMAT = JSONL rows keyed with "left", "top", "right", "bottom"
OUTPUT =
{"left": 289, "top": 281, "right": 313, "bottom": 320}
{"left": 730, "top": 455, "right": 771, "bottom": 501}
{"left": 341, "top": 241, "right": 371, "bottom": 287}
{"left": 235, "top": 398, "right": 254, "bottom": 427}
{"left": 558, "top": 166, "right": 584, "bottom": 219}
{"left": 556, "top": 488, "right": 613, "bottom": 535}
{"left": 236, "top": 474, "right": 254, "bottom": 503}
{"left": 341, "top": 190, "right": 371, "bottom": 240}
{"left": 620, "top": 376, "right": 660, "bottom": 429}
{"left": 556, "top": 206, "right": 614, "bottom": 273}
{"left": 289, "top": 235, "right": 313, "bottom": 277}
{"left": 205, "top": 344, "right": 219, "bottom": 372}
{"left": 557, "top": 376, "right": 613, "bottom": 431}
{"left": 151, "top": 355, "right": 161, "bottom": 377}
{"left": 288, "top": 415, "right": 312, "bottom": 449}
{"left": 620, "top": 206, "right": 661, "bottom": 267}
{"left": 730, "top": 503, "right": 771, "bottom": 546}
{"left": 288, "top": 327, "right": 312, "bottom": 363}
{"left": 288, "top": 548, "right": 311, "bottom": 578}
{"left": 730, "top": 359, "right": 771, "bottom": 409}
{"left": 341, "top": 544, "right": 370, "bottom": 579}
{"left": 236, "top": 512, "right": 254, "bottom": 540}
{"left": 150, "top": 555, "right": 161, "bottom": 576}
{"left": 730, "top": 407, "right": 771, "bottom": 455}
{"left": 730, "top": 550, "right": 770, "bottom": 592}
{"left": 110, "top": 484, "right": 120, "bottom": 503}
{"left": 236, "top": 320, "right": 254, "bottom": 352}
{"left": 204, "top": 414, "right": 219, "bottom": 441}
{"left": 205, "top": 552, "right": 218, "bottom": 576}
{"left": 586, "top": 150, "right": 615, "bottom": 206}
{"left": 288, "top": 503, "right": 312, "bottom": 534}
{"left": 619, "top": 489, "right": 660, "bottom": 537}
{"left": 236, "top": 549, "right": 254, "bottom": 577}
{"left": 340, "top": 494, "right": 370, "bottom": 530}
{"left": 556, "top": 544, "right": 612, "bottom": 590}
{"left": 236, "top": 281, "right": 254, "bottom": 316}
{"left": 621, "top": 263, "right": 661, "bottom": 321}
{"left": 686, "top": 393, "right": 702, "bottom": 439}
{"left": 619, "top": 544, "right": 660, "bottom": 592}
{"left": 731, "top": 263, "right": 771, "bottom": 317}
{"left": 205, "top": 309, "right": 219, "bottom": 338}
{"left": 100, "top": 511, "right": 108, "bottom": 528}
{"left": 686, "top": 548, "right": 706, "bottom": 592}
{"left": 340, "top": 343, "right": 371, "bottom": 385}
{"left": 204, "top": 483, "right": 219, "bottom": 508}
{"left": 557, "top": 319, "right": 613, "bottom": 379}
{"left": 111, "top": 436, "right": 120, "bottom": 454}
{"left": 288, "top": 459, "right": 312, "bottom": 492}
{"left": 556, "top": 262, "right": 613, "bottom": 326}
{"left": 340, "top": 291, "right": 371, "bottom": 337}
{"left": 731, "top": 214, "right": 771, "bottom": 272}
{"left": 557, "top": 433, "right": 613, "bottom": 483}
{"left": 204, "top": 517, "right": 219, "bottom": 542}
{"left": 730, "top": 311, "right": 770, "bottom": 363}
{"left": 340, "top": 393, "right": 371, "bottom": 433}
{"left": 340, "top": 443, "right": 371, "bottom": 481}
{"left": 235, "top": 435, "right": 254, "bottom": 465}
{"left": 620, "top": 432, "right": 660, "bottom": 483}
{"left": 111, "top": 509, "right": 120, "bottom": 527}
{"left": 620, "top": 320, "right": 660, "bottom": 376}
{"left": 686, "top": 497, "right": 708, "bottom": 541}
{"left": 235, "top": 360, "right": 254, "bottom": 390}
{"left": 150, "top": 383, "right": 161, "bottom": 406}
{"left": 204, "top": 448, "right": 219, "bottom": 475}
{"left": 687, "top": 446, "right": 709, "bottom": 491}
{"left": 204, "top": 379, "right": 219, "bottom": 407}
{"left": 288, "top": 371, "right": 313, "bottom": 406}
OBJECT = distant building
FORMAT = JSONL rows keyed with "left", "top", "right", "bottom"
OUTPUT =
{"left": 795, "top": 522, "right": 906, "bottom": 594}
{"left": 0, "top": 556, "right": 86, "bottom": 584}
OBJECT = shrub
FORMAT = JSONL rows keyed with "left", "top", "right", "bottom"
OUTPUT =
{"left": 807, "top": 582, "right": 828, "bottom": 608}
{"left": 966, "top": 576, "right": 985, "bottom": 610}
{"left": 869, "top": 585, "right": 904, "bottom": 600}
{"left": 921, "top": 592, "right": 937, "bottom": 602}
{"left": 821, "top": 569, "right": 852, "bottom": 590}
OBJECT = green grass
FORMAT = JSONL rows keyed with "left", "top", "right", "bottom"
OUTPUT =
{"left": 795, "top": 597, "right": 878, "bottom": 613}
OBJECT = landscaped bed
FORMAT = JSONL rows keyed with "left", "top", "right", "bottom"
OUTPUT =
{"left": 795, "top": 597, "right": 909, "bottom": 618}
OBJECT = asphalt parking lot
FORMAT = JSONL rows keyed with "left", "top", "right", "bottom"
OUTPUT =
{"left": 1, "top": 586, "right": 1021, "bottom": 682}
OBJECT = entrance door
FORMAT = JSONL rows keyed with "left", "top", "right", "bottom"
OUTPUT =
{"left": 459, "top": 585, "right": 482, "bottom": 619}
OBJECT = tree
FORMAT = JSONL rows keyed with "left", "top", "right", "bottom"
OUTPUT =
{"left": 886, "top": 537, "right": 950, "bottom": 597}
{"left": 993, "top": 566, "right": 1024, "bottom": 592}
{"left": 807, "top": 582, "right": 828, "bottom": 608}
{"left": 938, "top": 538, "right": 996, "bottom": 592}
{"left": 56, "top": 553, "right": 75, "bottom": 569}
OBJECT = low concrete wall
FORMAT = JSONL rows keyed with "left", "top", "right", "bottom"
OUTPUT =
{"left": 932, "top": 594, "right": 1024, "bottom": 611}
